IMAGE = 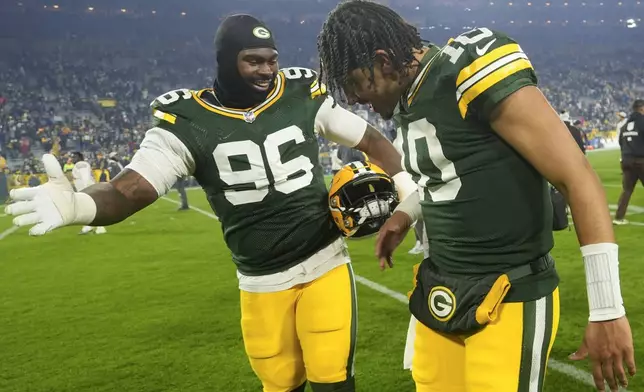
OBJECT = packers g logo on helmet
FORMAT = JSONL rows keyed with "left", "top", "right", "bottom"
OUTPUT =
{"left": 328, "top": 161, "right": 398, "bottom": 238}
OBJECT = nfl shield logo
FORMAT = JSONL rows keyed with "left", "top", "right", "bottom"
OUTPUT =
{"left": 244, "top": 111, "right": 256, "bottom": 123}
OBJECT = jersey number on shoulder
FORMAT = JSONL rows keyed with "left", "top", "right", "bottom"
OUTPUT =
{"left": 153, "top": 89, "right": 192, "bottom": 106}
{"left": 442, "top": 28, "right": 494, "bottom": 64}
{"left": 398, "top": 119, "right": 462, "bottom": 202}
{"left": 282, "top": 67, "right": 316, "bottom": 80}
{"left": 213, "top": 126, "right": 314, "bottom": 205}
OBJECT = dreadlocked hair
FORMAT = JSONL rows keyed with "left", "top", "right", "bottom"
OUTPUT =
{"left": 318, "top": 0, "right": 423, "bottom": 104}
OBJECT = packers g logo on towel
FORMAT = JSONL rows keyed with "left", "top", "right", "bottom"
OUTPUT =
{"left": 253, "top": 27, "right": 271, "bottom": 39}
{"left": 429, "top": 286, "right": 456, "bottom": 322}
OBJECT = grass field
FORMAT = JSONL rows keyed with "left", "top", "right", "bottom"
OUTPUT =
{"left": 1, "top": 149, "right": 643, "bottom": 392}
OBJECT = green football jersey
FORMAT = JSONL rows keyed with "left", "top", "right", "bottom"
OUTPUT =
{"left": 150, "top": 67, "right": 340, "bottom": 276}
{"left": 393, "top": 28, "right": 558, "bottom": 301}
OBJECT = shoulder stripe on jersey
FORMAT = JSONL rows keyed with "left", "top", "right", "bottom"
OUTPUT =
{"left": 310, "top": 79, "right": 327, "bottom": 98}
{"left": 456, "top": 51, "right": 529, "bottom": 101}
{"left": 153, "top": 109, "right": 177, "bottom": 125}
{"left": 192, "top": 72, "right": 285, "bottom": 120}
{"left": 456, "top": 43, "right": 522, "bottom": 87}
{"left": 457, "top": 56, "right": 533, "bottom": 118}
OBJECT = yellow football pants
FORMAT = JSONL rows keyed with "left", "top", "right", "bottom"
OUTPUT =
{"left": 240, "top": 264, "right": 357, "bottom": 392}
{"left": 412, "top": 288, "right": 560, "bottom": 392}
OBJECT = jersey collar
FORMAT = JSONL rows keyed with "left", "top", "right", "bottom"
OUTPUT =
{"left": 401, "top": 45, "right": 443, "bottom": 110}
{"left": 193, "top": 72, "right": 286, "bottom": 122}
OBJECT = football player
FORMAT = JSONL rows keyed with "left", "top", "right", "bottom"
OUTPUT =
{"left": 5, "top": 14, "right": 417, "bottom": 392}
{"left": 71, "top": 152, "right": 106, "bottom": 235}
{"left": 317, "top": 2, "right": 635, "bottom": 392}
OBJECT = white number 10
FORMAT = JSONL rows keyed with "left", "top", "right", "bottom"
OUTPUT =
{"left": 442, "top": 27, "right": 494, "bottom": 64}
{"left": 402, "top": 119, "right": 462, "bottom": 202}
{"left": 213, "top": 126, "right": 314, "bottom": 205}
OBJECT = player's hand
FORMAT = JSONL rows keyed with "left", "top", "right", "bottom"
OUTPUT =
{"left": 375, "top": 211, "right": 413, "bottom": 270}
{"left": 569, "top": 316, "right": 636, "bottom": 391}
{"left": 5, "top": 154, "right": 79, "bottom": 236}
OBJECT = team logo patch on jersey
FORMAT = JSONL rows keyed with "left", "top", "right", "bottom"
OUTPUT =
{"left": 252, "top": 27, "right": 271, "bottom": 39}
{"left": 428, "top": 286, "right": 456, "bottom": 322}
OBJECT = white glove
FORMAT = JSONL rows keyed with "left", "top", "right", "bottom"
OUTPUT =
{"left": 5, "top": 154, "right": 97, "bottom": 236}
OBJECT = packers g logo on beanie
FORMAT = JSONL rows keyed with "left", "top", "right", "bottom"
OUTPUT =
{"left": 252, "top": 26, "right": 271, "bottom": 39}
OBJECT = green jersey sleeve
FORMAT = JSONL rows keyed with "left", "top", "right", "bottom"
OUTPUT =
{"left": 448, "top": 28, "right": 538, "bottom": 120}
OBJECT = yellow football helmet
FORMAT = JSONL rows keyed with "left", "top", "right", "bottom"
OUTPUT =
{"left": 329, "top": 161, "right": 398, "bottom": 238}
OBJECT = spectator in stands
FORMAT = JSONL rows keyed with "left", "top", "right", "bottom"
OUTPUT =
{"left": 614, "top": 99, "right": 644, "bottom": 225}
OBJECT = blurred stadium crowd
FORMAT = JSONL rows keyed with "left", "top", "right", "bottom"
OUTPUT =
{"left": 1, "top": 0, "right": 642, "bottom": 186}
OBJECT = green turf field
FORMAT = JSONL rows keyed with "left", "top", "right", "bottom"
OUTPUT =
{"left": 1, "top": 149, "right": 642, "bottom": 391}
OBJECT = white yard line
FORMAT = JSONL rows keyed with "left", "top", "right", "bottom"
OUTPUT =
{"left": 161, "top": 196, "right": 219, "bottom": 220}
{"left": 0, "top": 226, "right": 19, "bottom": 241}
{"left": 159, "top": 196, "right": 626, "bottom": 390}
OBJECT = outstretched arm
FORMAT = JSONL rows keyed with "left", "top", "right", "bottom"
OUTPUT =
{"left": 86, "top": 127, "right": 195, "bottom": 226}
{"left": 83, "top": 169, "right": 158, "bottom": 226}
{"left": 7, "top": 128, "right": 194, "bottom": 235}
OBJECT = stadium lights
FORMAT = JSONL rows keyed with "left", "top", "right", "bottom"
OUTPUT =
{"left": 152, "top": 10, "right": 156, "bottom": 14}
{"left": 564, "top": 2, "right": 568, "bottom": 5}
{"left": 181, "top": 11, "right": 186, "bottom": 16}
{"left": 626, "top": 18, "right": 637, "bottom": 28}
{"left": 545, "top": 2, "right": 550, "bottom": 6}
{"left": 508, "top": 2, "right": 513, "bottom": 5}
{"left": 527, "top": 2, "right": 532, "bottom": 5}
{"left": 88, "top": 6, "right": 94, "bottom": 11}
{"left": 121, "top": 8, "right": 126, "bottom": 13}
{"left": 53, "top": 4, "right": 59, "bottom": 8}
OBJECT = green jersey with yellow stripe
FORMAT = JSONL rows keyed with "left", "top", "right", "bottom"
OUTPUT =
{"left": 393, "top": 28, "right": 558, "bottom": 302}
{"left": 150, "top": 68, "right": 340, "bottom": 276}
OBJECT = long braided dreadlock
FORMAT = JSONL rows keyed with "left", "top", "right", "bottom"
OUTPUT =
{"left": 318, "top": 0, "right": 423, "bottom": 104}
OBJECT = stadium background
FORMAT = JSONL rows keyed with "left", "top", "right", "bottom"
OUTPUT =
{"left": 1, "top": 1, "right": 643, "bottom": 391}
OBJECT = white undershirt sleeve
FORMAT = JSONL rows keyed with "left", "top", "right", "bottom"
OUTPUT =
{"left": 126, "top": 127, "right": 196, "bottom": 197}
{"left": 314, "top": 96, "right": 367, "bottom": 148}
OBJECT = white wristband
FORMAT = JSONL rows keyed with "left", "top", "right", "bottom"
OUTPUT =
{"left": 581, "top": 243, "right": 626, "bottom": 322}
{"left": 392, "top": 171, "right": 418, "bottom": 202}
{"left": 394, "top": 191, "right": 422, "bottom": 223}
{"left": 72, "top": 192, "right": 98, "bottom": 226}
